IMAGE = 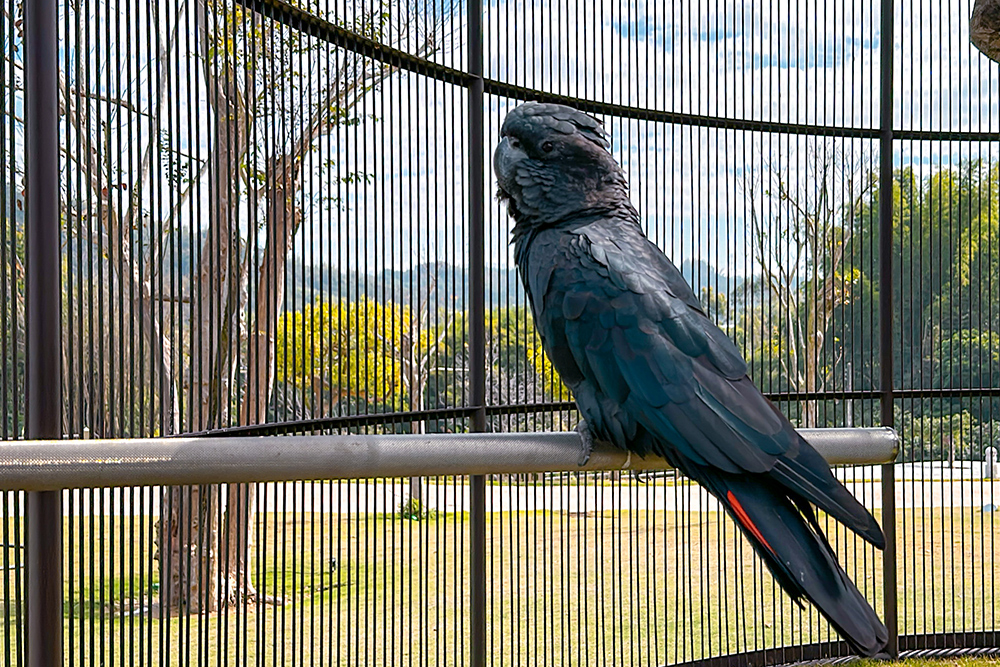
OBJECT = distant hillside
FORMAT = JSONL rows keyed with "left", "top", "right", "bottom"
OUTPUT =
{"left": 288, "top": 261, "right": 525, "bottom": 310}
{"left": 66, "top": 223, "right": 743, "bottom": 314}
{"left": 680, "top": 258, "right": 741, "bottom": 298}
{"left": 287, "top": 259, "right": 741, "bottom": 311}
{"left": 148, "top": 231, "right": 524, "bottom": 309}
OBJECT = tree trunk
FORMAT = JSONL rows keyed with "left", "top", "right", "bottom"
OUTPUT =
{"left": 58, "top": 31, "right": 193, "bottom": 612}
{"left": 802, "top": 340, "right": 819, "bottom": 428}
{"left": 171, "top": 0, "right": 434, "bottom": 611}
{"left": 223, "top": 153, "right": 300, "bottom": 605}
{"left": 160, "top": 0, "right": 249, "bottom": 614}
{"left": 59, "top": 68, "right": 183, "bottom": 439}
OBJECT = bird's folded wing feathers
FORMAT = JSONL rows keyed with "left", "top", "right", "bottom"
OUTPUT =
{"left": 561, "top": 229, "right": 787, "bottom": 472}
{"left": 562, "top": 227, "right": 884, "bottom": 546}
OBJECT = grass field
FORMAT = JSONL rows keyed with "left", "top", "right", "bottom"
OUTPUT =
{"left": 862, "top": 659, "right": 1000, "bottom": 667}
{"left": 1, "top": 486, "right": 996, "bottom": 666}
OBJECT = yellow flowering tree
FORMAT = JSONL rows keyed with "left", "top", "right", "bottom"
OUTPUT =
{"left": 276, "top": 298, "right": 410, "bottom": 418}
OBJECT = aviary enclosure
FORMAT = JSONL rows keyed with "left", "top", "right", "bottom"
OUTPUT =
{"left": 1, "top": 0, "right": 998, "bottom": 664}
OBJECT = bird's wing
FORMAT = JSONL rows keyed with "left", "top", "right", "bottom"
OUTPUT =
{"left": 556, "top": 221, "right": 883, "bottom": 546}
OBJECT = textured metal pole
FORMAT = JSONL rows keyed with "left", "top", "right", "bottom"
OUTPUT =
{"left": 878, "top": 0, "right": 898, "bottom": 657}
{"left": 0, "top": 428, "right": 901, "bottom": 490}
{"left": 467, "top": 0, "right": 486, "bottom": 664}
{"left": 24, "top": 0, "right": 64, "bottom": 663}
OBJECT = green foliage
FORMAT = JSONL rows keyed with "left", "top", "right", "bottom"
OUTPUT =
{"left": 895, "top": 408, "right": 1000, "bottom": 463}
{"left": 275, "top": 298, "right": 411, "bottom": 417}
{"left": 485, "top": 306, "right": 570, "bottom": 404}
{"left": 845, "top": 160, "right": 1000, "bottom": 394}
{"left": 746, "top": 155, "right": 1000, "bottom": 448}
{"left": 396, "top": 495, "right": 436, "bottom": 521}
{"left": 274, "top": 300, "right": 571, "bottom": 433}
{"left": 934, "top": 329, "right": 1000, "bottom": 420}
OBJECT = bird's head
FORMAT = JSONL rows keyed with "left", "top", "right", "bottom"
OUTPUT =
{"left": 494, "top": 102, "right": 632, "bottom": 228}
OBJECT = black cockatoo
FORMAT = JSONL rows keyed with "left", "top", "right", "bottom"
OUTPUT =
{"left": 493, "top": 101, "right": 888, "bottom": 657}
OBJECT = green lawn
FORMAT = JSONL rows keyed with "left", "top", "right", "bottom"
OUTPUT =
{"left": 862, "top": 660, "right": 1000, "bottom": 667}
{"left": 0, "top": 496, "right": 996, "bottom": 666}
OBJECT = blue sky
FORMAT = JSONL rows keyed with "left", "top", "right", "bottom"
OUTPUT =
{"left": 7, "top": 0, "right": 999, "bottom": 284}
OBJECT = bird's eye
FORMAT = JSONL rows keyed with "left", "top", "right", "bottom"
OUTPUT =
{"left": 541, "top": 141, "right": 554, "bottom": 153}
{"left": 509, "top": 137, "right": 522, "bottom": 150}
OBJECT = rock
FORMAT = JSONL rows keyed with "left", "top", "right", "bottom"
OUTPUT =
{"left": 972, "top": 0, "right": 1000, "bottom": 62}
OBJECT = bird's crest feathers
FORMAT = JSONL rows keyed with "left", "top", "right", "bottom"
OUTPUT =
{"left": 500, "top": 102, "right": 610, "bottom": 151}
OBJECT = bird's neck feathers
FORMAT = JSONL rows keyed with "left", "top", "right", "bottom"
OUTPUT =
{"left": 506, "top": 169, "right": 638, "bottom": 239}
{"left": 509, "top": 191, "right": 640, "bottom": 269}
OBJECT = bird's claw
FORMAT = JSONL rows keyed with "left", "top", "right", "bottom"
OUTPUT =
{"left": 575, "top": 421, "right": 594, "bottom": 466}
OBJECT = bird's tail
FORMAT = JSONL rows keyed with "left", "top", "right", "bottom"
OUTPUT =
{"left": 699, "top": 472, "right": 889, "bottom": 657}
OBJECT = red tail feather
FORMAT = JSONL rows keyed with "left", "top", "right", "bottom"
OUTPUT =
{"left": 727, "top": 490, "right": 774, "bottom": 554}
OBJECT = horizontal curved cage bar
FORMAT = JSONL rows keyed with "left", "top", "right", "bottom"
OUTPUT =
{"left": 3, "top": 0, "right": 999, "bottom": 664}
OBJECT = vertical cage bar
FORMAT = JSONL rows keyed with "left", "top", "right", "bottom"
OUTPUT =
{"left": 878, "top": 0, "right": 898, "bottom": 657}
{"left": 24, "top": 0, "right": 63, "bottom": 663}
{"left": 468, "top": 0, "right": 486, "bottom": 663}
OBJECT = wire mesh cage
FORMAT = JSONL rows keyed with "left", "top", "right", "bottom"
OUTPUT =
{"left": 2, "top": 0, "right": 999, "bottom": 664}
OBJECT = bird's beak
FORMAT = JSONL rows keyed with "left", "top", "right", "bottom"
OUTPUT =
{"left": 493, "top": 136, "right": 525, "bottom": 192}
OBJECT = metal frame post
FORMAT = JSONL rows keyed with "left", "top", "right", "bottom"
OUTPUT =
{"left": 24, "top": 0, "right": 64, "bottom": 663}
{"left": 467, "top": 0, "right": 487, "bottom": 664}
{"left": 878, "top": 0, "right": 898, "bottom": 656}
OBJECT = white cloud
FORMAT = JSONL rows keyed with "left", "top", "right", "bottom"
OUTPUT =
{"left": 33, "top": 0, "right": 1000, "bottom": 288}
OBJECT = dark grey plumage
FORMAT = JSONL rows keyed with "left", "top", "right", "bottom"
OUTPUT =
{"left": 494, "top": 101, "right": 888, "bottom": 657}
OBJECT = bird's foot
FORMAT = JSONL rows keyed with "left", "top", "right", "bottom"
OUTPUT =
{"left": 575, "top": 421, "right": 595, "bottom": 466}
{"left": 622, "top": 450, "right": 632, "bottom": 470}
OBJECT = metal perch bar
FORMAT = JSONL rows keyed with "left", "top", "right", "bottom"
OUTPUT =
{"left": 0, "top": 427, "right": 898, "bottom": 490}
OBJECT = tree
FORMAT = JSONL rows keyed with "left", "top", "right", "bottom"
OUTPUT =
{"left": 936, "top": 329, "right": 1000, "bottom": 421}
{"left": 163, "top": 0, "right": 457, "bottom": 610}
{"left": 275, "top": 297, "right": 409, "bottom": 418}
{"left": 897, "top": 407, "right": 974, "bottom": 464}
{"left": 3, "top": 0, "right": 455, "bottom": 611}
{"left": 0, "top": 188, "right": 24, "bottom": 439}
{"left": 845, "top": 160, "right": 1000, "bottom": 401}
{"left": 742, "top": 140, "right": 875, "bottom": 426}
{"left": 453, "top": 306, "right": 571, "bottom": 433}
{"left": 836, "top": 158, "right": 1000, "bottom": 460}
{"left": 700, "top": 285, "right": 730, "bottom": 325}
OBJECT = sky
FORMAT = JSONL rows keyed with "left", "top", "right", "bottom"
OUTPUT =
{"left": 318, "top": 0, "right": 1000, "bottom": 282}
{"left": 7, "top": 0, "right": 1000, "bottom": 290}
